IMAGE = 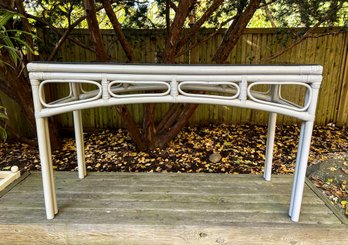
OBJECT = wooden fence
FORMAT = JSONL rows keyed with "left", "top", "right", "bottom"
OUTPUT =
{"left": 2, "top": 28, "right": 348, "bottom": 136}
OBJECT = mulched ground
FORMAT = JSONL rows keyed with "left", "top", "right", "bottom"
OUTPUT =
{"left": 1, "top": 124, "right": 347, "bottom": 217}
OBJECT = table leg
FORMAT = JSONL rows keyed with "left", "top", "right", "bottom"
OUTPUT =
{"left": 73, "top": 110, "right": 86, "bottom": 179}
{"left": 289, "top": 123, "right": 304, "bottom": 216}
{"left": 289, "top": 121, "right": 314, "bottom": 222}
{"left": 36, "top": 117, "right": 57, "bottom": 219}
{"left": 44, "top": 118, "right": 58, "bottom": 214}
{"left": 264, "top": 112, "right": 277, "bottom": 181}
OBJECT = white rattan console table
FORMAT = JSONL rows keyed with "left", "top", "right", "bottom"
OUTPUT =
{"left": 27, "top": 63, "right": 323, "bottom": 222}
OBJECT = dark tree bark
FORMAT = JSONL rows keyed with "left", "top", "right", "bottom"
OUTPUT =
{"left": 212, "top": 0, "right": 262, "bottom": 63}
{"left": 155, "top": 104, "right": 198, "bottom": 148}
{"left": 102, "top": 0, "right": 135, "bottom": 62}
{"left": 156, "top": 104, "right": 182, "bottom": 135}
{"left": 47, "top": 5, "right": 104, "bottom": 61}
{"left": 162, "top": 0, "right": 197, "bottom": 63}
{"left": 0, "top": 57, "right": 36, "bottom": 135}
{"left": 175, "top": 0, "right": 224, "bottom": 53}
{"left": 15, "top": 0, "right": 34, "bottom": 62}
{"left": 143, "top": 103, "right": 156, "bottom": 147}
{"left": 165, "top": 0, "right": 171, "bottom": 36}
{"left": 115, "top": 106, "right": 147, "bottom": 151}
{"left": 83, "top": 0, "right": 147, "bottom": 151}
{"left": 84, "top": 0, "right": 108, "bottom": 61}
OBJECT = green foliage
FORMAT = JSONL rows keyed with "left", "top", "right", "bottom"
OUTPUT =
{"left": 0, "top": 9, "right": 34, "bottom": 68}
{"left": 269, "top": 0, "right": 348, "bottom": 27}
{"left": 23, "top": 0, "right": 348, "bottom": 30}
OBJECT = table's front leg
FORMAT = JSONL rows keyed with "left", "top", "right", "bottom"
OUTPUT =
{"left": 289, "top": 123, "right": 305, "bottom": 217}
{"left": 289, "top": 121, "right": 314, "bottom": 222}
{"left": 36, "top": 117, "right": 58, "bottom": 219}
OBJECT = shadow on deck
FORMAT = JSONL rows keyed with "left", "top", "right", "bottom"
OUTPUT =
{"left": 0, "top": 172, "right": 346, "bottom": 244}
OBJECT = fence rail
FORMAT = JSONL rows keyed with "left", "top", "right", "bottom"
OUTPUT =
{"left": 2, "top": 28, "right": 348, "bottom": 136}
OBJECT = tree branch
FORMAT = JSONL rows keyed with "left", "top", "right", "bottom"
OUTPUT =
{"left": 262, "top": 1, "right": 276, "bottom": 28}
{"left": 169, "top": 0, "right": 178, "bottom": 12}
{"left": 166, "top": 0, "right": 171, "bottom": 36}
{"left": 175, "top": 15, "right": 236, "bottom": 58}
{"left": 175, "top": 0, "right": 223, "bottom": 53}
{"left": 155, "top": 104, "right": 198, "bottom": 148}
{"left": 115, "top": 105, "right": 147, "bottom": 151}
{"left": 84, "top": 0, "right": 108, "bottom": 61}
{"left": 156, "top": 104, "right": 183, "bottom": 135}
{"left": 162, "top": 0, "right": 197, "bottom": 63}
{"left": 261, "top": 22, "right": 322, "bottom": 62}
{"left": 48, "top": 5, "right": 105, "bottom": 61}
{"left": 212, "top": 0, "right": 262, "bottom": 63}
{"left": 81, "top": 0, "right": 146, "bottom": 150}
{"left": 15, "top": 0, "right": 34, "bottom": 62}
{"left": 22, "top": 12, "right": 95, "bottom": 53}
{"left": 102, "top": 0, "right": 135, "bottom": 62}
{"left": 143, "top": 103, "right": 156, "bottom": 146}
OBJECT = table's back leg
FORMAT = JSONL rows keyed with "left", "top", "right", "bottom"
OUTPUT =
{"left": 264, "top": 112, "right": 277, "bottom": 181}
{"left": 73, "top": 110, "right": 86, "bottom": 179}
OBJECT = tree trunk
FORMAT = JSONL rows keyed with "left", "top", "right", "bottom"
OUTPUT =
{"left": 0, "top": 1, "right": 37, "bottom": 142}
{"left": 0, "top": 62, "right": 36, "bottom": 135}
{"left": 212, "top": 0, "right": 261, "bottom": 63}
{"left": 156, "top": 104, "right": 182, "bottom": 135}
{"left": 115, "top": 106, "right": 147, "bottom": 151}
{"left": 84, "top": 0, "right": 108, "bottom": 61}
{"left": 143, "top": 103, "right": 156, "bottom": 147}
{"left": 155, "top": 104, "right": 198, "bottom": 148}
{"left": 102, "top": 0, "right": 134, "bottom": 62}
{"left": 83, "top": 0, "right": 148, "bottom": 151}
{"left": 175, "top": 0, "right": 223, "bottom": 53}
{"left": 162, "top": 0, "right": 197, "bottom": 63}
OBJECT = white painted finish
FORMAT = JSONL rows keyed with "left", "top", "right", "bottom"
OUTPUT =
{"left": 289, "top": 83, "right": 321, "bottom": 222}
{"left": 0, "top": 171, "right": 20, "bottom": 192}
{"left": 28, "top": 63, "right": 323, "bottom": 222}
{"left": 264, "top": 112, "right": 277, "bottom": 181}
{"left": 73, "top": 110, "right": 86, "bottom": 179}
{"left": 27, "top": 63, "right": 323, "bottom": 75}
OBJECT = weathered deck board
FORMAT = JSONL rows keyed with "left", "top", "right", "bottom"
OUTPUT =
{"left": 0, "top": 172, "right": 345, "bottom": 244}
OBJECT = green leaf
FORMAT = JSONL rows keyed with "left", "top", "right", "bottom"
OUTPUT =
{"left": 0, "top": 126, "right": 7, "bottom": 142}
{"left": 0, "top": 10, "right": 16, "bottom": 29}
{"left": 0, "top": 113, "right": 8, "bottom": 120}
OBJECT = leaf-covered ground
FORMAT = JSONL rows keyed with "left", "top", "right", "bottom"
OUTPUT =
{"left": 1, "top": 124, "right": 347, "bottom": 217}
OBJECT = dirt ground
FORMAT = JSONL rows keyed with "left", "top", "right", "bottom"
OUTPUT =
{"left": 1, "top": 124, "right": 347, "bottom": 217}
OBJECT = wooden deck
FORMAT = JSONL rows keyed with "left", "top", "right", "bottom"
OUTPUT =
{"left": 0, "top": 172, "right": 346, "bottom": 244}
